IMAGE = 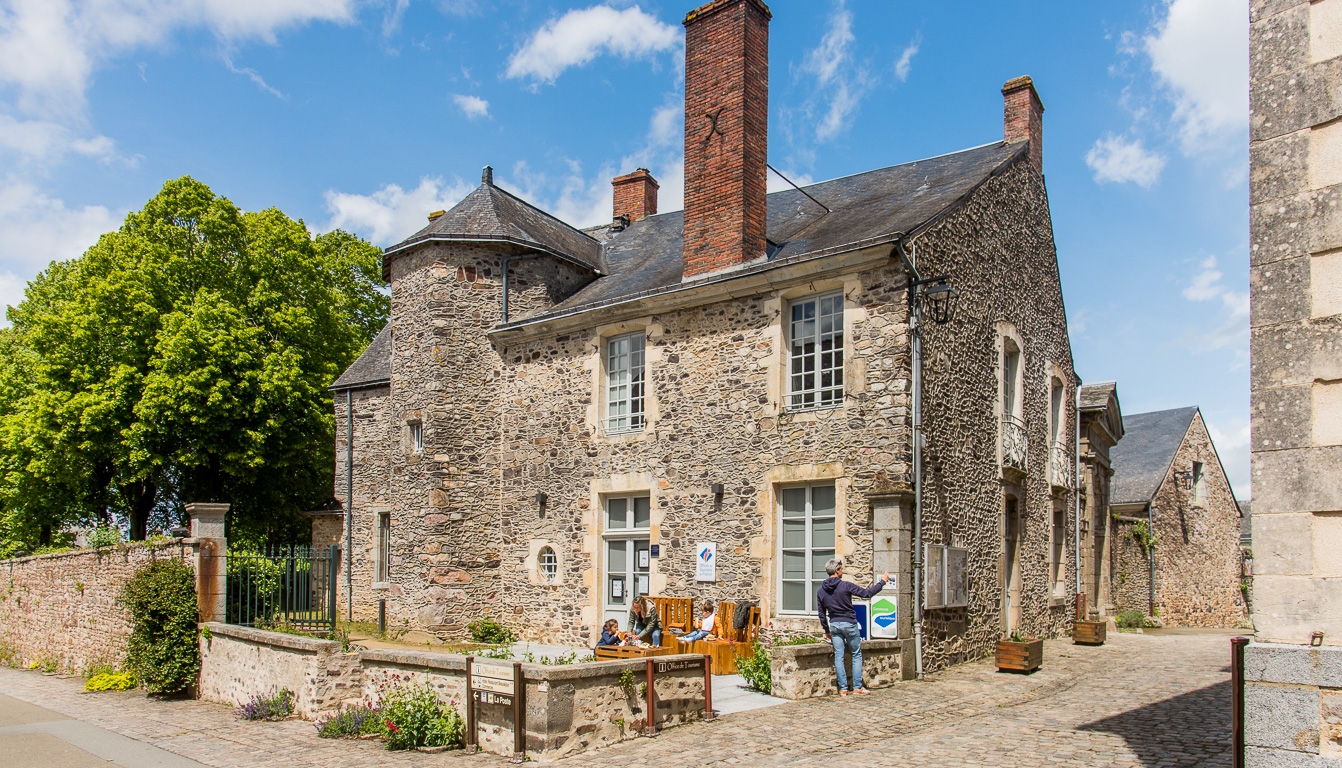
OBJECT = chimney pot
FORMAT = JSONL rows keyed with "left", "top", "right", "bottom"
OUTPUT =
{"left": 1002, "top": 76, "right": 1044, "bottom": 174}
{"left": 612, "top": 168, "right": 659, "bottom": 224}
{"left": 681, "top": 0, "right": 771, "bottom": 280}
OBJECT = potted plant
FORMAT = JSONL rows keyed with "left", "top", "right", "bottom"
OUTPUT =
{"left": 995, "top": 631, "right": 1043, "bottom": 673}
{"left": 1073, "top": 617, "right": 1107, "bottom": 646}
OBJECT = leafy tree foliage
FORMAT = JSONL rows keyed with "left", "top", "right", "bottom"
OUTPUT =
{"left": 122, "top": 559, "right": 200, "bottom": 694}
{"left": 0, "top": 177, "right": 386, "bottom": 548}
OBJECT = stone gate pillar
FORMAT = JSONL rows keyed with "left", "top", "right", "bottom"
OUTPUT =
{"left": 187, "top": 503, "right": 229, "bottom": 623}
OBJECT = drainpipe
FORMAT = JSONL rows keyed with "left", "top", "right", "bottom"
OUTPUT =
{"left": 1148, "top": 502, "right": 1156, "bottom": 617}
{"left": 346, "top": 388, "right": 354, "bottom": 622}
{"left": 1074, "top": 384, "right": 1082, "bottom": 615}
{"left": 894, "top": 238, "right": 925, "bottom": 680}
{"left": 501, "top": 253, "right": 543, "bottom": 324}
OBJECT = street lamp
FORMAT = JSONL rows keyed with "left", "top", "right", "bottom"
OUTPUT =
{"left": 910, "top": 275, "right": 960, "bottom": 326}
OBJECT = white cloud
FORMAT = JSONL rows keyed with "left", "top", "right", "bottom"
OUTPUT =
{"left": 0, "top": 115, "right": 122, "bottom": 165}
{"left": 0, "top": 177, "right": 121, "bottom": 324}
{"left": 323, "top": 176, "right": 475, "bottom": 246}
{"left": 1085, "top": 134, "right": 1167, "bottom": 187}
{"left": 801, "top": 2, "right": 869, "bottom": 143}
{"left": 894, "top": 35, "right": 920, "bottom": 82}
{"left": 1144, "top": 0, "right": 1248, "bottom": 150}
{"left": 0, "top": 0, "right": 359, "bottom": 118}
{"left": 505, "top": 5, "right": 680, "bottom": 85}
{"left": 1182, "top": 255, "right": 1223, "bottom": 302}
{"left": 1207, "top": 415, "right": 1251, "bottom": 499}
{"left": 1180, "top": 253, "right": 1249, "bottom": 357}
{"left": 452, "top": 94, "right": 490, "bottom": 119}
{"left": 766, "top": 167, "right": 815, "bottom": 194}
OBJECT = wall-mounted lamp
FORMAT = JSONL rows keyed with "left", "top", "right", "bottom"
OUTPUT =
{"left": 710, "top": 483, "right": 724, "bottom": 497}
{"left": 1172, "top": 471, "right": 1193, "bottom": 491}
{"left": 535, "top": 492, "right": 548, "bottom": 518}
{"left": 910, "top": 275, "right": 960, "bottom": 326}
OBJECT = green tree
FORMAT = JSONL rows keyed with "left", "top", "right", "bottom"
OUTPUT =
{"left": 0, "top": 177, "right": 386, "bottom": 548}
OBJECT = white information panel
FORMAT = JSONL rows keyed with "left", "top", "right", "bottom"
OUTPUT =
{"left": 695, "top": 542, "right": 717, "bottom": 582}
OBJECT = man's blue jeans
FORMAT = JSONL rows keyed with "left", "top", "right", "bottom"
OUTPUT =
{"left": 829, "top": 621, "right": 864, "bottom": 691}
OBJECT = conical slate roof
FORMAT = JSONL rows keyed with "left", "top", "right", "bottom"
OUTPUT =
{"left": 382, "top": 174, "right": 602, "bottom": 278}
{"left": 1110, "top": 406, "right": 1200, "bottom": 506}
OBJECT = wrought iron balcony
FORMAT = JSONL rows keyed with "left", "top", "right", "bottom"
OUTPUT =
{"left": 1049, "top": 442, "right": 1072, "bottom": 490}
{"left": 1001, "top": 415, "right": 1028, "bottom": 475}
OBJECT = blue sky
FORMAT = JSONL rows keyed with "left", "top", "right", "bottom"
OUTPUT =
{"left": 0, "top": 0, "right": 1249, "bottom": 495}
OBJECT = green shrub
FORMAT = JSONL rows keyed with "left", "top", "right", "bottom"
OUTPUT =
{"left": 467, "top": 617, "right": 516, "bottom": 645}
{"left": 379, "top": 680, "right": 463, "bottom": 751}
{"left": 85, "top": 672, "right": 136, "bottom": 691}
{"left": 122, "top": 559, "right": 200, "bottom": 694}
{"left": 315, "top": 704, "right": 381, "bottom": 738}
{"left": 236, "top": 689, "right": 294, "bottom": 721}
{"left": 735, "top": 641, "right": 771, "bottom": 695}
{"left": 87, "top": 524, "right": 121, "bottom": 549}
{"left": 1116, "top": 610, "right": 1145, "bottom": 629}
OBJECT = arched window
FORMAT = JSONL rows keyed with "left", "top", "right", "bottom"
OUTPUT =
{"left": 539, "top": 546, "right": 558, "bottom": 581}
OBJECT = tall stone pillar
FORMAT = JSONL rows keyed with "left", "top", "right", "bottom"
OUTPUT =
{"left": 870, "top": 489, "right": 915, "bottom": 641}
{"left": 187, "top": 503, "right": 228, "bottom": 623}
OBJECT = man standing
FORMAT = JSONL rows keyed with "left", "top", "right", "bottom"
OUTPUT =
{"left": 818, "top": 559, "right": 889, "bottom": 696}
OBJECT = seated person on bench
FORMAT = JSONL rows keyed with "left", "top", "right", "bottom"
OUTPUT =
{"left": 628, "top": 596, "right": 662, "bottom": 646}
{"left": 597, "top": 619, "right": 622, "bottom": 648}
{"left": 677, "top": 601, "right": 717, "bottom": 644}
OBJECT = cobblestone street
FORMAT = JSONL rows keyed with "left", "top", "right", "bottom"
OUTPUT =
{"left": 0, "top": 631, "right": 1236, "bottom": 768}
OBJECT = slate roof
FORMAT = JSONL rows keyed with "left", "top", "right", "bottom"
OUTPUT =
{"left": 382, "top": 181, "right": 603, "bottom": 277}
{"left": 331, "top": 323, "right": 391, "bottom": 390}
{"left": 528, "top": 140, "right": 1027, "bottom": 322}
{"left": 1109, "top": 406, "right": 1200, "bottom": 506}
{"left": 1079, "top": 381, "right": 1117, "bottom": 410}
{"left": 336, "top": 140, "right": 1029, "bottom": 387}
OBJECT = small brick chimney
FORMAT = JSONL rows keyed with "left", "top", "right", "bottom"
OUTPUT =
{"left": 681, "top": 0, "right": 771, "bottom": 280}
{"left": 1002, "top": 76, "right": 1044, "bottom": 174}
{"left": 612, "top": 168, "right": 659, "bottom": 223}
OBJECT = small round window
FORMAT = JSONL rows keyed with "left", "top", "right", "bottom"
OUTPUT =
{"left": 539, "top": 547, "right": 558, "bottom": 581}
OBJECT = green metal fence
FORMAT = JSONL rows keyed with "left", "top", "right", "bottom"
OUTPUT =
{"left": 226, "top": 545, "right": 339, "bottom": 635}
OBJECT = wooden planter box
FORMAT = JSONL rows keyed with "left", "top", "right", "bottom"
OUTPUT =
{"left": 995, "top": 638, "right": 1043, "bottom": 673}
{"left": 1073, "top": 620, "right": 1107, "bottom": 646}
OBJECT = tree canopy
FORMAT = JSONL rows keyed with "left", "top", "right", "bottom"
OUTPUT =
{"left": 0, "top": 177, "right": 386, "bottom": 553}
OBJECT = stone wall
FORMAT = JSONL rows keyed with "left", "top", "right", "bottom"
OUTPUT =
{"left": 911, "top": 156, "right": 1079, "bottom": 666}
{"left": 197, "top": 624, "right": 707, "bottom": 759}
{"left": 330, "top": 383, "right": 392, "bottom": 622}
{"left": 1243, "top": 642, "right": 1342, "bottom": 762}
{"left": 198, "top": 623, "right": 362, "bottom": 718}
{"left": 769, "top": 639, "right": 911, "bottom": 699}
{"left": 1148, "top": 412, "right": 1247, "bottom": 627}
{"left": 1111, "top": 518, "right": 1153, "bottom": 617}
{"left": 0, "top": 542, "right": 193, "bottom": 675}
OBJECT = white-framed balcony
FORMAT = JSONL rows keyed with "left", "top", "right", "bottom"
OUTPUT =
{"left": 1001, "top": 414, "right": 1028, "bottom": 482}
{"left": 1049, "top": 442, "right": 1072, "bottom": 492}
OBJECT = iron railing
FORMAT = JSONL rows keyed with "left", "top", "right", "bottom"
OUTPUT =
{"left": 226, "top": 545, "right": 339, "bottom": 634}
{"left": 1049, "top": 442, "right": 1072, "bottom": 488}
{"left": 1002, "top": 415, "right": 1028, "bottom": 473}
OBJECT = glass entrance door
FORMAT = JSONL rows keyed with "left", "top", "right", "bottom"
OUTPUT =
{"left": 602, "top": 495, "right": 651, "bottom": 628}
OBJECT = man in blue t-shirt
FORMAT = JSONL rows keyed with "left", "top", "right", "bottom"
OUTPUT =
{"left": 817, "top": 558, "right": 889, "bottom": 695}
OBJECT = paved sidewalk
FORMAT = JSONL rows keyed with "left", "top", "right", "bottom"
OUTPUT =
{"left": 0, "top": 630, "right": 1237, "bottom": 767}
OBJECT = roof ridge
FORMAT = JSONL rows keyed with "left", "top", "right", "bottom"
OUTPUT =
{"left": 487, "top": 182, "right": 601, "bottom": 245}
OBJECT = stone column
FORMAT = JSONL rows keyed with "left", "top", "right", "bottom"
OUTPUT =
{"left": 870, "top": 489, "right": 915, "bottom": 641}
{"left": 187, "top": 503, "right": 229, "bottom": 623}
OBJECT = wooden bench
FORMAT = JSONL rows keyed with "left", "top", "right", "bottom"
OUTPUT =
{"left": 688, "top": 601, "right": 762, "bottom": 674}
{"left": 647, "top": 596, "right": 694, "bottom": 648}
{"left": 594, "top": 644, "right": 675, "bottom": 660}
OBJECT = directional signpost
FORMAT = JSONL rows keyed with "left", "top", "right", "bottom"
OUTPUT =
{"left": 466, "top": 658, "right": 526, "bottom": 761}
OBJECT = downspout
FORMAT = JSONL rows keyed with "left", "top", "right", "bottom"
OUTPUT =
{"left": 1148, "top": 502, "right": 1156, "bottom": 617}
{"left": 501, "top": 252, "right": 543, "bottom": 324}
{"left": 346, "top": 388, "right": 354, "bottom": 622}
{"left": 895, "top": 238, "right": 924, "bottom": 680}
{"left": 1074, "top": 384, "right": 1082, "bottom": 614}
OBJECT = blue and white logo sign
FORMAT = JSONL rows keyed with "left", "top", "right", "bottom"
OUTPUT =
{"left": 695, "top": 542, "right": 716, "bottom": 582}
{"left": 869, "top": 595, "right": 899, "bottom": 638}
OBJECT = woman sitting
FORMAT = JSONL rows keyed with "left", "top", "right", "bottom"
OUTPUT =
{"left": 627, "top": 596, "right": 662, "bottom": 646}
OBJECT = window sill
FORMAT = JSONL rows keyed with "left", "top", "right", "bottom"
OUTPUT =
{"left": 601, "top": 427, "right": 650, "bottom": 441}
{"left": 372, "top": 581, "right": 391, "bottom": 590}
{"left": 780, "top": 403, "right": 844, "bottom": 422}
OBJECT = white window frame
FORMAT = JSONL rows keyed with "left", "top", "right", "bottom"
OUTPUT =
{"left": 786, "top": 292, "right": 844, "bottom": 411}
{"left": 376, "top": 512, "right": 391, "bottom": 583}
{"left": 538, "top": 546, "right": 558, "bottom": 581}
{"left": 601, "top": 495, "right": 652, "bottom": 623}
{"left": 408, "top": 421, "right": 423, "bottom": 454}
{"left": 1050, "top": 505, "right": 1066, "bottom": 598}
{"left": 778, "top": 483, "right": 837, "bottom": 614}
{"left": 1191, "top": 461, "right": 1206, "bottom": 504}
{"left": 925, "top": 544, "right": 969, "bottom": 609}
{"left": 605, "top": 332, "right": 646, "bottom": 433}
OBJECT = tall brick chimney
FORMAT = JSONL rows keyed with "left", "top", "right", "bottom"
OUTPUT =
{"left": 1002, "top": 76, "right": 1044, "bottom": 174}
{"left": 612, "top": 168, "right": 659, "bottom": 224}
{"left": 681, "top": 0, "right": 771, "bottom": 280}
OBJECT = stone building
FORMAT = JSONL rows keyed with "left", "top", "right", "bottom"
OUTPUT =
{"left": 1076, "top": 381, "right": 1124, "bottom": 619}
{"left": 1104, "top": 406, "right": 1246, "bottom": 627}
{"left": 325, "top": 0, "right": 1079, "bottom": 672}
{"left": 1248, "top": 0, "right": 1342, "bottom": 763}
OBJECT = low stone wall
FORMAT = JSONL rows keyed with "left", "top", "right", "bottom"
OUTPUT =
{"left": 199, "top": 625, "right": 708, "bottom": 758}
{"left": 0, "top": 542, "right": 193, "bottom": 675}
{"left": 770, "top": 639, "right": 912, "bottom": 700}
{"left": 198, "top": 623, "right": 363, "bottom": 718}
{"left": 1243, "top": 641, "right": 1342, "bottom": 763}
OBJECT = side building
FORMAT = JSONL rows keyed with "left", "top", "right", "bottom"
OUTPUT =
{"left": 326, "top": 0, "right": 1080, "bottom": 674}
{"left": 1107, "top": 407, "right": 1245, "bottom": 627}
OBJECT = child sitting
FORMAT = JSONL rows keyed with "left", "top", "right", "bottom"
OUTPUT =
{"left": 597, "top": 619, "right": 621, "bottom": 647}
{"left": 677, "top": 602, "right": 717, "bottom": 644}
